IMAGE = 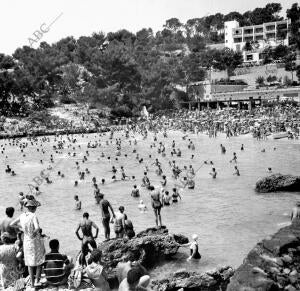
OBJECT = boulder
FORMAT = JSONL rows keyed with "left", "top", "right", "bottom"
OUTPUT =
{"left": 151, "top": 266, "right": 234, "bottom": 291}
{"left": 255, "top": 174, "right": 300, "bottom": 193}
{"left": 98, "top": 227, "right": 188, "bottom": 287}
{"left": 227, "top": 220, "right": 300, "bottom": 291}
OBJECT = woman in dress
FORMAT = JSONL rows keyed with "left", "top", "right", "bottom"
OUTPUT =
{"left": 10, "top": 198, "right": 45, "bottom": 288}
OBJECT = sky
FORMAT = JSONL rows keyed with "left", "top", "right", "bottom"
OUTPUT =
{"left": 0, "top": 0, "right": 296, "bottom": 55}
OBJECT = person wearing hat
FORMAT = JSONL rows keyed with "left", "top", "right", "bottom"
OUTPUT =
{"left": 291, "top": 202, "right": 300, "bottom": 221}
{"left": 181, "top": 234, "right": 201, "bottom": 261}
{"left": 10, "top": 198, "right": 45, "bottom": 288}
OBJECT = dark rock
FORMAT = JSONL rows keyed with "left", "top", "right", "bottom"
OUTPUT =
{"left": 152, "top": 266, "right": 234, "bottom": 291}
{"left": 97, "top": 227, "right": 188, "bottom": 287}
{"left": 255, "top": 174, "right": 300, "bottom": 193}
{"left": 173, "top": 233, "right": 189, "bottom": 244}
{"left": 227, "top": 220, "right": 300, "bottom": 291}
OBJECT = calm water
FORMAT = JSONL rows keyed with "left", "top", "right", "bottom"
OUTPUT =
{"left": 1, "top": 131, "right": 300, "bottom": 278}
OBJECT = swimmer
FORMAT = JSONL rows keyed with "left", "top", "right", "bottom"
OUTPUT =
{"left": 18, "top": 192, "right": 25, "bottom": 211}
{"left": 233, "top": 166, "right": 240, "bottom": 176}
{"left": 220, "top": 144, "right": 226, "bottom": 154}
{"left": 172, "top": 188, "right": 182, "bottom": 203}
{"left": 35, "top": 187, "right": 41, "bottom": 196}
{"left": 162, "top": 191, "right": 171, "bottom": 206}
{"left": 74, "top": 195, "right": 82, "bottom": 210}
{"left": 181, "top": 234, "right": 201, "bottom": 261}
{"left": 230, "top": 152, "right": 237, "bottom": 163}
{"left": 131, "top": 185, "right": 140, "bottom": 197}
{"left": 209, "top": 168, "right": 217, "bottom": 179}
{"left": 138, "top": 200, "right": 147, "bottom": 213}
{"left": 141, "top": 172, "right": 150, "bottom": 188}
{"left": 160, "top": 175, "right": 167, "bottom": 187}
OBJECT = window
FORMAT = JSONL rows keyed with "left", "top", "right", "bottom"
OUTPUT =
{"left": 234, "top": 37, "right": 242, "bottom": 43}
{"left": 246, "top": 54, "right": 253, "bottom": 61}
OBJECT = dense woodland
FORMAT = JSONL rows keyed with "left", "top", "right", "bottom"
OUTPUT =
{"left": 1, "top": 2, "right": 300, "bottom": 117}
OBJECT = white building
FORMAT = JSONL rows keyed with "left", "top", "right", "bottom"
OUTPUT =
{"left": 224, "top": 19, "right": 290, "bottom": 63}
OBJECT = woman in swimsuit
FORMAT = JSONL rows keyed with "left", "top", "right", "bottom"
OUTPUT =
{"left": 180, "top": 234, "right": 201, "bottom": 261}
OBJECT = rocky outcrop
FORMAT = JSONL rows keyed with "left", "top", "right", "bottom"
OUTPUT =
{"left": 151, "top": 266, "right": 234, "bottom": 291}
{"left": 255, "top": 174, "right": 300, "bottom": 193}
{"left": 98, "top": 227, "right": 188, "bottom": 286}
{"left": 227, "top": 219, "right": 300, "bottom": 291}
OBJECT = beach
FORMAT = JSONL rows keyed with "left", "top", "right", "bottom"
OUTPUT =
{"left": 1, "top": 130, "right": 300, "bottom": 280}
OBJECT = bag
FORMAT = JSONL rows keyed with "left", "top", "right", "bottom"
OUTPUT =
{"left": 68, "top": 266, "right": 83, "bottom": 289}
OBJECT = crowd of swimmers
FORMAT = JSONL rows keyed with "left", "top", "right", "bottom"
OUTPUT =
{"left": 1, "top": 104, "right": 299, "bottom": 289}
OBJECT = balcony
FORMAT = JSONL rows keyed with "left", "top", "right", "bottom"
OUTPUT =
{"left": 254, "top": 28, "right": 264, "bottom": 34}
{"left": 265, "top": 25, "right": 275, "bottom": 32}
{"left": 244, "top": 36, "right": 254, "bottom": 42}
{"left": 234, "top": 37, "right": 243, "bottom": 43}
{"left": 243, "top": 29, "right": 253, "bottom": 35}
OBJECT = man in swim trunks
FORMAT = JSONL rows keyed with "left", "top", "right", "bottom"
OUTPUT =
{"left": 99, "top": 194, "right": 115, "bottom": 240}
{"left": 150, "top": 186, "right": 162, "bottom": 228}
{"left": 75, "top": 212, "right": 99, "bottom": 266}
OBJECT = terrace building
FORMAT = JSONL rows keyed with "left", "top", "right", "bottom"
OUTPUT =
{"left": 224, "top": 19, "right": 291, "bottom": 64}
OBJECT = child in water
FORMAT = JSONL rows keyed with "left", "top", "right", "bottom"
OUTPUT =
{"left": 138, "top": 200, "right": 147, "bottom": 213}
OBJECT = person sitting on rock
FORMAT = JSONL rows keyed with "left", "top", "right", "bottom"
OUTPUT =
{"left": 43, "top": 239, "right": 73, "bottom": 286}
{"left": 85, "top": 249, "right": 110, "bottom": 291}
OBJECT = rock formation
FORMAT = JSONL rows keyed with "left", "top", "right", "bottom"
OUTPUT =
{"left": 151, "top": 266, "right": 234, "bottom": 291}
{"left": 227, "top": 219, "right": 300, "bottom": 291}
{"left": 255, "top": 174, "right": 300, "bottom": 193}
{"left": 98, "top": 227, "right": 188, "bottom": 286}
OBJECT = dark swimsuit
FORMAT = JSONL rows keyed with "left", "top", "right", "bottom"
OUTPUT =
{"left": 190, "top": 243, "right": 201, "bottom": 259}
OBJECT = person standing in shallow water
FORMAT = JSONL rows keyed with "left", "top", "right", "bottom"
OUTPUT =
{"left": 99, "top": 194, "right": 115, "bottom": 240}
{"left": 181, "top": 234, "right": 201, "bottom": 261}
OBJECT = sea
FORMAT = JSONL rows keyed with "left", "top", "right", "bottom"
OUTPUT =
{"left": 1, "top": 130, "right": 300, "bottom": 279}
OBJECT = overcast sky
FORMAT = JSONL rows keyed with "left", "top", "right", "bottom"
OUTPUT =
{"left": 0, "top": 0, "right": 296, "bottom": 55}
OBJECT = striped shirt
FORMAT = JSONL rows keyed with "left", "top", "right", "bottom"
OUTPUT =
{"left": 44, "top": 251, "right": 68, "bottom": 284}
